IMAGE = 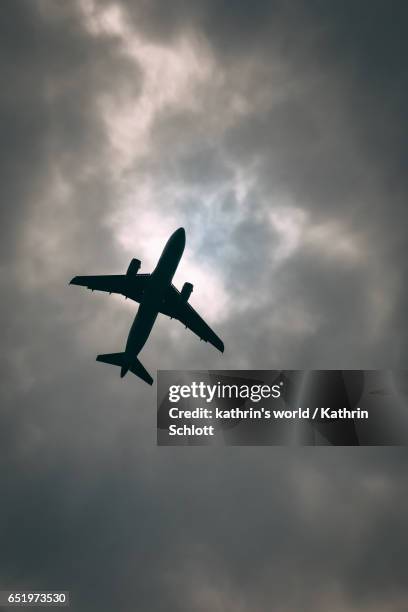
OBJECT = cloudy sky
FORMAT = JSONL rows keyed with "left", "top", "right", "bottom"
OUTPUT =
{"left": 1, "top": 0, "right": 408, "bottom": 610}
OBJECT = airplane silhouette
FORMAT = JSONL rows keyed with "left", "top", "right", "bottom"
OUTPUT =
{"left": 70, "top": 228, "right": 224, "bottom": 385}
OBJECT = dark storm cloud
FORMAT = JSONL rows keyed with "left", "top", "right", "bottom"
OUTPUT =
{"left": 0, "top": 0, "right": 142, "bottom": 260}
{"left": 1, "top": 1, "right": 408, "bottom": 611}
{"left": 128, "top": 0, "right": 408, "bottom": 369}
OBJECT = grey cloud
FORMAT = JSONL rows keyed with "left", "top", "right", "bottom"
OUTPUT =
{"left": 0, "top": 0, "right": 142, "bottom": 261}
{"left": 1, "top": 1, "right": 408, "bottom": 611}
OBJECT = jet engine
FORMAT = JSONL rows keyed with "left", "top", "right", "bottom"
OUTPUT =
{"left": 127, "top": 258, "right": 141, "bottom": 276}
{"left": 181, "top": 282, "right": 193, "bottom": 302}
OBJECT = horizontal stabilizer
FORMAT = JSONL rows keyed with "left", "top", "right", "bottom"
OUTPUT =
{"left": 96, "top": 352, "right": 153, "bottom": 385}
{"left": 96, "top": 352, "right": 124, "bottom": 367}
{"left": 129, "top": 358, "right": 153, "bottom": 386}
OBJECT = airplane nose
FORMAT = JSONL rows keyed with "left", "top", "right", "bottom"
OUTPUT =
{"left": 175, "top": 227, "right": 186, "bottom": 244}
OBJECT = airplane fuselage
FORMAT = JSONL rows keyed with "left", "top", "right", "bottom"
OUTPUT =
{"left": 123, "top": 228, "right": 186, "bottom": 372}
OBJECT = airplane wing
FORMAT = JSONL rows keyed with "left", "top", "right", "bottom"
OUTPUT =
{"left": 160, "top": 284, "right": 224, "bottom": 353}
{"left": 70, "top": 274, "right": 150, "bottom": 302}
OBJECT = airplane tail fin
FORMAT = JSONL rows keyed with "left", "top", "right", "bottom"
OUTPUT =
{"left": 96, "top": 352, "right": 153, "bottom": 386}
